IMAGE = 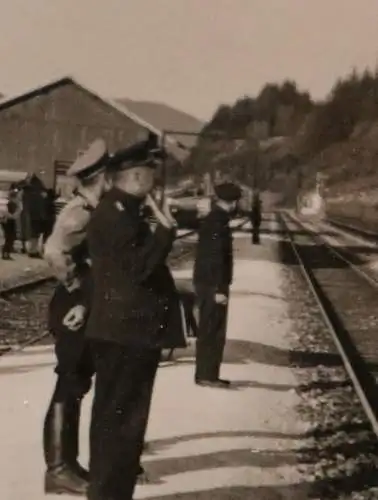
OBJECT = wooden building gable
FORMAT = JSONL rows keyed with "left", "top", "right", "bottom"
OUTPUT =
{"left": 0, "top": 77, "right": 157, "bottom": 190}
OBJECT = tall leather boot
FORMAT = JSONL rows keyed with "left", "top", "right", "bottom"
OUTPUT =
{"left": 64, "top": 398, "right": 90, "bottom": 481}
{"left": 43, "top": 401, "right": 88, "bottom": 495}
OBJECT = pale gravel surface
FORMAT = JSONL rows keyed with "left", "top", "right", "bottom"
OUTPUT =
{"left": 278, "top": 234, "right": 378, "bottom": 499}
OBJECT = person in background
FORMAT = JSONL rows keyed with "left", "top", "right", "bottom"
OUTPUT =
{"left": 12, "top": 184, "right": 26, "bottom": 253}
{"left": 1, "top": 185, "right": 21, "bottom": 260}
{"left": 42, "top": 188, "right": 57, "bottom": 245}
{"left": 250, "top": 191, "right": 262, "bottom": 244}
{"left": 193, "top": 182, "right": 241, "bottom": 389}
{"left": 26, "top": 177, "right": 48, "bottom": 257}
{"left": 42, "top": 139, "right": 108, "bottom": 496}
{"left": 17, "top": 182, "right": 31, "bottom": 254}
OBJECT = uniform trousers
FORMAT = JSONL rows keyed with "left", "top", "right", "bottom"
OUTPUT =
{"left": 250, "top": 217, "right": 261, "bottom": 244}
{"left": 88, "top": 339, "right": 161, "bottom": 500}
{"left": 43, "top": 280, "right": 94, "bottom": 473}
{"left": 53, "top": 331, "right": 94, "bottom": 400}
{"left": 1, "top": 220, "right": 16, "bottom": 256}
{"left": 195, "top": 286, "right": 229, "bottom": 382}
{"left": 48, "top": 280, "right": 94, "bottom": 399}
{"left": 252, "top": 226, "right": 260, "bottom": 244}
{"left": 43, "top": 330, "right": 94, "bottom": 463}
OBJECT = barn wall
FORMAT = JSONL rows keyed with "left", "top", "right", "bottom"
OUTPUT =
{"left": 0, "top": 82, "right": 149, "bottom": 188}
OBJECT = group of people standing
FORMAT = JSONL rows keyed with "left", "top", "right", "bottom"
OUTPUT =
{"left": 42, "top": 135, "right": 244, "bottom": 500}
{"left": 0, "top": 179, "right": 56, "bottom": 260}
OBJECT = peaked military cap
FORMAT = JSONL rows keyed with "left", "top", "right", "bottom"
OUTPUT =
{"left": 214, "top": 182, "right": 242, "bottom": 202}
{"left": 108, "top": 134, "right": 167, "bottom": 172}
{"left": 67, "top": 139, "right": 109, "bottom": 179}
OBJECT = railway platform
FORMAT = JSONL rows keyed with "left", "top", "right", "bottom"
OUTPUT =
{"left": 0, "top": 216, "right": 313, "bottom": 500}
{"left": 0, "top": 253, "right": 50, "bottom": 292}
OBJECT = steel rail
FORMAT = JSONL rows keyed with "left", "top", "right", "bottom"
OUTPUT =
{"left": 278, "top": 211, "right": 378, "bottom": 438}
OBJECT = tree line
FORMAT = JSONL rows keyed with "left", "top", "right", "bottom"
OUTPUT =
{"left": 180, "top": 67, "right": 378, "bottom": 198}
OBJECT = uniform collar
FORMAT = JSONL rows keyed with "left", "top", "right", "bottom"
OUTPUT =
{"left": 213, "top": 204, "right": 231, "bottom": 219}
{"left": 107, "top": 187, "right": 144, "bottom": 215}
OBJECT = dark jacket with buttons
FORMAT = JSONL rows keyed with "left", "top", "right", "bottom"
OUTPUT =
{"left": 85, "top": 187, "right": 177, "bottom": 348}
{"left": 193, "top": 205, "right": 233, "bottom": 294}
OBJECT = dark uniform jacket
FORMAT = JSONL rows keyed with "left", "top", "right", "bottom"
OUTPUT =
{"left": 85, "top": 187, "right": 176, "bottom": 349}
{"left": 193, "top": 206, "right": 233, "bottom": 294}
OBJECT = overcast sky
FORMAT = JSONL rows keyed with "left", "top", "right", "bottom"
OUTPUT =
{"left": 0, "top": 0, "right": 378, "bottom": 120}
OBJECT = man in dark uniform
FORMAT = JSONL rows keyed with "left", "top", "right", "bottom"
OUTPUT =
{"left": 193, "top": 182, "right": 241, "bottom": 389}
{"left": 1, "top": 185, "right": 20, "bottom": 259}
{"left": 86, "top": 137, "right": 177, "bottom": 500}
{"left": 43, "top": 139, "right": 108, "bottom": 496}
{"left": 250, "top": 191, "right": 262, "bottom": 244}
{"left": 26, "top": 176, "right": 48, "bottom": 257}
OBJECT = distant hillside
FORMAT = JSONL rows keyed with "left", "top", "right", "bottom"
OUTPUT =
{"left": 183, "top": 81, "right": 314, "bottom": 197}
{"left": 183, "top": 69, "right": 378, "bottom": 218}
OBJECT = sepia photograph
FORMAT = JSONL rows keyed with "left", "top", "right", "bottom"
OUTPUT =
{"left": 0, "top": 1, "right": 378, "bottom": 499}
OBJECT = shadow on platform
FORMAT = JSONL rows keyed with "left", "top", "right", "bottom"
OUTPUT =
{"left": 171, "top": 339, "right": 343, "bottom": 370}
{"left": 140, "top": 425, "right": 378, "bottom": 498}
{"left": 145, "top": 430, "right": 304, "bottom": 455}
{"left": 139, "top": 467, "right": 377, "bottom": 499}
{"left": 144, "top": 446, "right": 298, "bottom": 479}
{"left": 230, "top": 291, "right": 286, "bottom": 301}
{"left": 140, "top": 429, "right": 311, "bottom": 498}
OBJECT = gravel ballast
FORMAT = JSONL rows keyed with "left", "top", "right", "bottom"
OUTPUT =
{"left": 279, "top": 238, "right": 378, "bottom": 499}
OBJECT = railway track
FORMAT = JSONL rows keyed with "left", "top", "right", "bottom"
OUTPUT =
{"left": 279, "top": 211, "right": 378, "bottom": 438}
{"left": 0, "top": 219, "right": 248, "bottom": 358}
{"left": 326, "top": 217, "right": 378, "bottom": 244}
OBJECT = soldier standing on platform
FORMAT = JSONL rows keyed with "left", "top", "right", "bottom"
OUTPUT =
{"left": 193, "top": 182, "right": 241, "bottom": 389}
{"left": 85, "top": 138, "right": 177, "bottom": 500}
{"left": 250, "top": 191, "right": 262, "bottom": 244}
{"left": 42, "top": 139, "right": 108, "bottom": 496}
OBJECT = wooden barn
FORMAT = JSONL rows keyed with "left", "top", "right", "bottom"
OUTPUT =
{"left": 0, "top": 76, "right": 199, "bottom": 200}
